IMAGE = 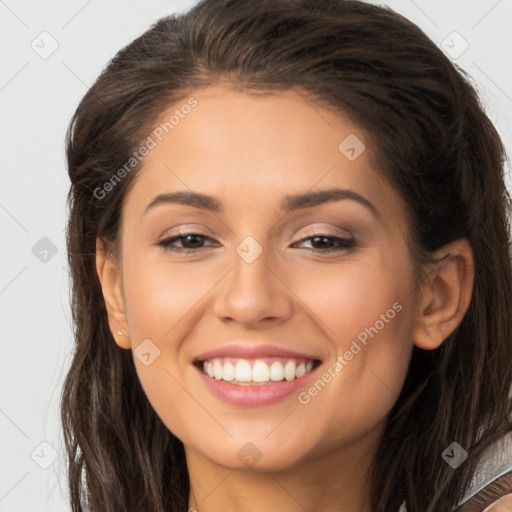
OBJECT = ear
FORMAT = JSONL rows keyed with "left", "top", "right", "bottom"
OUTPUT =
{"left": 413, "top": 238, "right": 475, "bottom": 350}
{"left": 95, "top": 237, "right": 131, "bottom": 349}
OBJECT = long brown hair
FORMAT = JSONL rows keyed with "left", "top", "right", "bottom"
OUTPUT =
{"left": 61, "top": 1, "right": 512, "bottom": 510}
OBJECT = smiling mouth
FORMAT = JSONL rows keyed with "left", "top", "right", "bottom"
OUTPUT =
{"left": 194, "top": 357, "right": 322, "bottom": 385}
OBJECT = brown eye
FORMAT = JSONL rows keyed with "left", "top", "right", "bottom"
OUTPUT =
{"left": 157, "top": 232, "right": 220, "bottom": 253}
{"left": 292, "top": 234, "right": 355, "bottom": 253}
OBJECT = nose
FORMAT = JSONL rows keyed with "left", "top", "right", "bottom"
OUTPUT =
{"left": 212, "top": 240, "right": 294, "bottom": 327}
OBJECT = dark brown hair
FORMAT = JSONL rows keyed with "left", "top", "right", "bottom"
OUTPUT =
{"left": 61, "top": 1, "right": 512, "bottom": 511}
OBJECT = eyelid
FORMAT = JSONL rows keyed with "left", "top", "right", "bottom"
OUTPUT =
{"left": 157, "top": 223, "right": 215, "bottom": 240}
{"left": 290, "top": 224, "right": 354, "bottom": 245}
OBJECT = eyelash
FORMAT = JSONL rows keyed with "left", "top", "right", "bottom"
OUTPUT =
{"left": 156, "top": 230, "right": 355, "bottom": 254}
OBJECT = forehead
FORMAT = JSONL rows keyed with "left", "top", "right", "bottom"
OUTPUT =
{"left": 122, "top": 85, "right": 405, "bottom": 226}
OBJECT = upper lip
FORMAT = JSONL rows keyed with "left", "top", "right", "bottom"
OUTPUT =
{"left": 193, "top": 343, "right": 322, "bottom": 362}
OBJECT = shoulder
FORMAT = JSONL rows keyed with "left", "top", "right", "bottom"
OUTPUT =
{"left": 456, "top": 429, "right": 512, "bottom": 512}
{"left": 456, "top": 474, "right": 512, "bottom": 511}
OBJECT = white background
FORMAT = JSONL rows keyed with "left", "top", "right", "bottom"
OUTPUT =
{"left": 1, "top": 0, "right": 511, "bottom": 510}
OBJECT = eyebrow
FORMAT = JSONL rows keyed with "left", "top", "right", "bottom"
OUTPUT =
{"left": 143, "top": 188, "right": 380, "bottom": 218}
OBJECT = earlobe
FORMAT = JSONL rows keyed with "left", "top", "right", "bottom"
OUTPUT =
{"left": 413, "top": 238, "right": 475, "bottom": 351}
{"left": 95, "top": 237, "right": 131, "bottom": 350}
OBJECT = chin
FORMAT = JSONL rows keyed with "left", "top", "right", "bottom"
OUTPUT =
{"left": 187, "top": 433, "right": 314, "bottom": 473}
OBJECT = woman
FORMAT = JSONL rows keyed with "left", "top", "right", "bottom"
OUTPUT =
{"left": 61, "top": 0, "right": 512, "bottom": 510}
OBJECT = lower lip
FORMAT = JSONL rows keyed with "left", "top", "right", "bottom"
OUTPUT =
{"left": 194, "top": 363, "right": 320, "bottom": 407}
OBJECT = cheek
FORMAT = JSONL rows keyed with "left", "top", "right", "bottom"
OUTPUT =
{"left": 123, "top": 255, "right": 220, "bottom": 339}
{"left": 288, "top": 256, "right": 409, "bottom": 350}
{"left": 288, "top": 257, "right": 415, "bottom": 439}
{"left": 120, "top": 256, "right": 205, "bottom": 439}
{"left": 120, "top": 253, "right": 228, "bottom": 436}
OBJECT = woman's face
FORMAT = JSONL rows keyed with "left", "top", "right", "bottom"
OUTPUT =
{"left": 110, "top": 85, "right": 422, "bottom": 471}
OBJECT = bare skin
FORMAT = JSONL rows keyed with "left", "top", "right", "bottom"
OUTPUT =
{"left": 483, "top": 493, "right": 512, "bottom": 511}
{"left": 96, "top": 84, "right": 474, "bottom": 512}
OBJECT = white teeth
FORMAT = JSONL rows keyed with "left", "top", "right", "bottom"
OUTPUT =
{"left": 200, "top": 357, "right": 317, "bottom": 384}
{"left": 269, "top": 361, "right": 284, "bottom": 381}
{"left": 252, "top": 361, "right": 270, "bottom": 382}
{"left": 284, "top": 360, "right": 296, "bottom": 381}
{"left": 213, "top": 360, "right": 223, "bottom": 380}
{"left": 222, "top": 361, "right": 235, "bottom": 381}
{"left": 234, "top": 360, "right": 252, "bottom": 382}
